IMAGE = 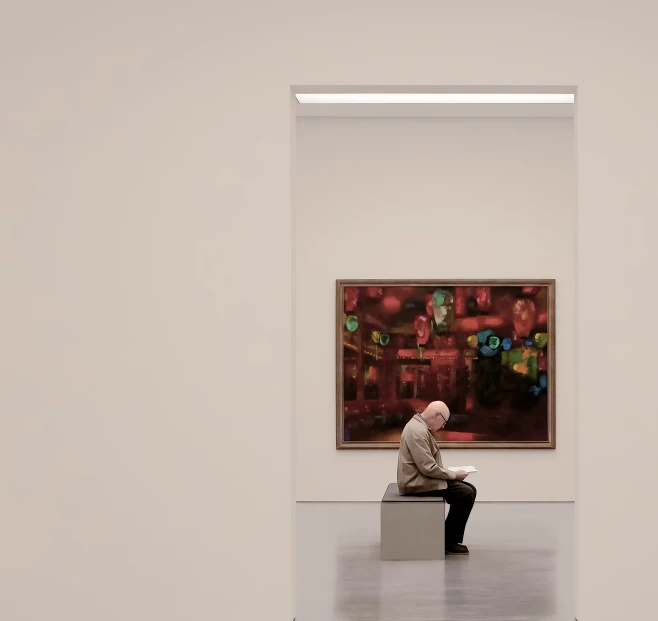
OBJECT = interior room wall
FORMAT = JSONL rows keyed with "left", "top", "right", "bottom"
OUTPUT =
{"left": 294, "top": 116, "right": 576, "bottom": 502}
{"left": 1, "top": 7, "right": 293, "bottom": 621}
{"left": 5, "top": 2, "right": 658, "bottom": 621}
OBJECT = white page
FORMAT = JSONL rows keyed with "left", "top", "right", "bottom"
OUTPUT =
{"left": 447, "top": 466, "right": 478, "bottom": 473}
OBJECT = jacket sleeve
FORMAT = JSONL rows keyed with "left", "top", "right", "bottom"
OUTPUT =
{"left": 405, "top": 429, "right": 457, "bottom": 480}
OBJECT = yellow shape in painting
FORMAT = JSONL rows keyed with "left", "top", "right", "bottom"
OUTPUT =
{"left": 372, "top": 331, "right": 381, "bottom": 344}
{"left": 534, "top": 332, "right": 548, "bottom": 348}
{"left": 513, "top": 362, "right": 529, "bottom": 375}
{"left": 467, "top": 335, "right": 478, "bottom": 348}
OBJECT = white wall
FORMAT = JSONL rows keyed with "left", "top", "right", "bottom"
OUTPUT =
{"left": 4, "top": 2, "right": 658, "bottom": 621}
{"left": 0, "top": 5, "right": 292, "bottom": 621}
{"left": 295, "top": 117, "right": 576, "bottom": 501}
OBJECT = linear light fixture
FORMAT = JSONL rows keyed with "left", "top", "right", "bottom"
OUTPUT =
{"left": 295, "top": 93, "right": 575, "bottom": 104}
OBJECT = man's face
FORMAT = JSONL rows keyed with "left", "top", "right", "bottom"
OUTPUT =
{"left": 431, "top": 411, "right": 448, "bottom": 431}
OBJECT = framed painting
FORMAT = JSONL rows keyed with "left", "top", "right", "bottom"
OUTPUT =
{"left": 336, "top": 279, "right": 555, "bottom": 449}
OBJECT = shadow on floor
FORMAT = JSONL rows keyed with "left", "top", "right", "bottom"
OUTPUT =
{"left": 297, "top": 502, "right": 574, "bottom": 621}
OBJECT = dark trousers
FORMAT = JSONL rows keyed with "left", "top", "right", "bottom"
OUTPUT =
{"left": 411, "top": 481, "right": 476, "bottom": 545}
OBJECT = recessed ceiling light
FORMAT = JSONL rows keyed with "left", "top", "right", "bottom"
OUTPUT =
{"left": 295, "top": 93, "right": 574, "bottom": 105}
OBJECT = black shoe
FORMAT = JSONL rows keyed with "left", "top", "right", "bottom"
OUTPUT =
{"left": 446, "top": 543, "right": 469, "bottom": 555}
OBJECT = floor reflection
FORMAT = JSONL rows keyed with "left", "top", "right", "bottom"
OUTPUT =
{"left": 297, "top": 502, "right": 574, "bottom": 621}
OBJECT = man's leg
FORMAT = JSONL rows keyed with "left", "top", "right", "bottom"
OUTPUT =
{"left": 461, "top": 480, "right": 477, "bottom": 501}
{"left": 441, "top": 480, "right": 476, "bottom": 545}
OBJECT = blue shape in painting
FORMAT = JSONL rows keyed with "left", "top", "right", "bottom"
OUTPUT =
{"left": 477, "top": 329, "right": 493, "bottom": 345}
{"left": 539, "top": 374, "right": 548, "bottom": 389}
{"left": 525, "top": 339, "right": 534, "bottom": 346}
{"left": 480, "top": 344, "right": 499, "bottom": 358}
{"left": 531, "top": 385, "right": 542, "bottom": 396}
{"left": 502, "top": 337, "right": 512, "bottom": 351}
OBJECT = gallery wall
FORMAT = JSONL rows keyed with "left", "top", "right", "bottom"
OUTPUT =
{"left": 4, "top": 2, "right": 658, "bottom": 621}
{"left": 1, "top": 7, "right": 294, "bottom": 621}
{"left": 294, "top": 116, "right": 576, "bottom": 501}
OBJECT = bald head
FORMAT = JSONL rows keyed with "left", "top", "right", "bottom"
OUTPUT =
{"left": 420, "top": 401, "right": 450, "bottom": 432}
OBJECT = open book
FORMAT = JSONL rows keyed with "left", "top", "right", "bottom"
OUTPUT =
{"left": 447, "top": 466, "right": 478, "bottom": 473}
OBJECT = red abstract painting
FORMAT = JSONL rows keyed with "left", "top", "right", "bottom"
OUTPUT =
{"left": 336, "top": 280, "right": 555, "bottom": 448}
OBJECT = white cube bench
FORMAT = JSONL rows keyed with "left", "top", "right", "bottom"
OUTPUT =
{"left": 380, "top": 482, "right": 445, "bottom": 561}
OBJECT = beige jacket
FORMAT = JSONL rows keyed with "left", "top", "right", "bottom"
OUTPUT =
{"left": 397, "top": 414, "right": 457, "bottom": 494}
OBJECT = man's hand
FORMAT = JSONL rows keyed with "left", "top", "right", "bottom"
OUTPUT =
{"left": 454, "top": 470, "right": 469, "bottom": 481}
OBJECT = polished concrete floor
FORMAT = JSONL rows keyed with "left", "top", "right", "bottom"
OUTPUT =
{"left": 297, "top": 502, "right": 574, "bottom": 621}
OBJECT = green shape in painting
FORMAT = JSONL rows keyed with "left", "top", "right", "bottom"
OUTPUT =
{"left": 379, "top": 333, "right": 390, "bottom": 346}
{"left": 432, "top": 288, "right": 453, "bottom": 307}
{"left": 528, "top": 355, "right": 538, "bottom": 381}
{"left": 488, "top": 335, "right": 501, "bottom": 349}
{"left": 346, "top": 315, "right": 359, "bottom": 332}
{"left": 507, "top": 349, "right": 524, "bottom": 365}
{"left": 534, "top": 332, "right": 548, "bottom": 348}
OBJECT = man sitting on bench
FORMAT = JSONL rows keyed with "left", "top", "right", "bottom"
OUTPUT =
{"left": 397, "top": 401, "right": 476, "bottom": 555}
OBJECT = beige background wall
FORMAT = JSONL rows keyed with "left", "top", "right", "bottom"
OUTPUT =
{"left": 295, "top": 116, "right": 576, "bottom": 501}
{"left": 3, "top": 2, "right": 658, "bottom": 621}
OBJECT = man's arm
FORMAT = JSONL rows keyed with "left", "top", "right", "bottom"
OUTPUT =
{"left": 405, "top": 429, "right": 457, "bottom": 480}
